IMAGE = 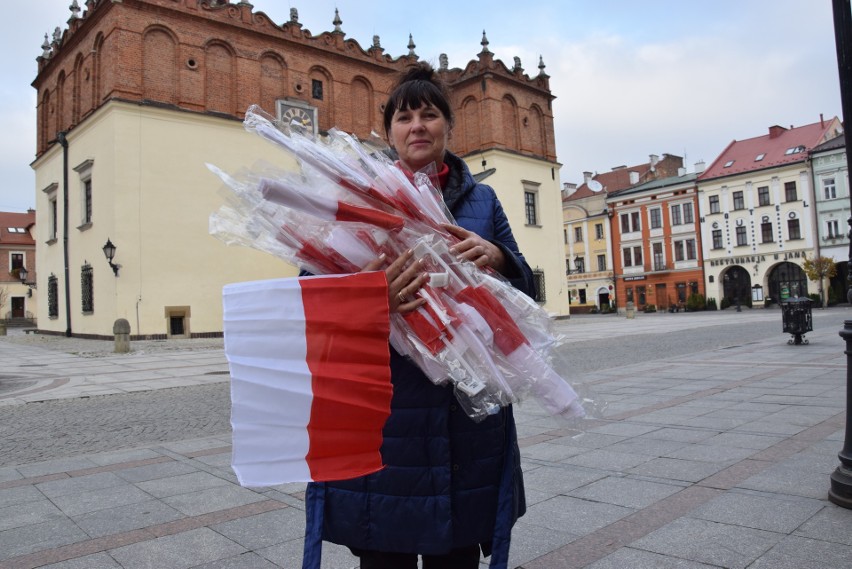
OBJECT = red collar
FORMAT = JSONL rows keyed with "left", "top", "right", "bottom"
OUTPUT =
{"left": 398, "top": 162, "right": 450, "bottom": 190}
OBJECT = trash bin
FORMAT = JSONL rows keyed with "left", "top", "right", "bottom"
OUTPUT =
{"left": 781, "top": 296, "right": 812, "bottom": 345}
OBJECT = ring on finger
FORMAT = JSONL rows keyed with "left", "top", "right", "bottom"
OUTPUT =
{"left": 398, "top": 291, "right": 406, "bottom": 303}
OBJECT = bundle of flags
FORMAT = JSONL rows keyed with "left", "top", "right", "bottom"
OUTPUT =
{"left": 213, "top": 106, "right": 596, "bottom": 485}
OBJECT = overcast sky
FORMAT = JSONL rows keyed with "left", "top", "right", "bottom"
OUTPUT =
{"left": 0, "top": 0, "right": 843, "bottom": 212}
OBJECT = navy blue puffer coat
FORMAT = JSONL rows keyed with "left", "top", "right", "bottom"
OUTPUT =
{"left": 302, "top": 152, "right": 534, "bottom": 569}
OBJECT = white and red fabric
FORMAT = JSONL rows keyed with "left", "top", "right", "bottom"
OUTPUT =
{"left": 223, "top": 271, "right": 392, "bottom": 486}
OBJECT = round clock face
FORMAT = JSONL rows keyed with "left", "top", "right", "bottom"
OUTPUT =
{"left": 282, "top": 106, "right": 314, "bottom": 130}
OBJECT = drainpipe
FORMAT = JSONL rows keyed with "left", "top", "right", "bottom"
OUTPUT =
{"left": 57, "top": 131, "right": 72, "bottom": 337}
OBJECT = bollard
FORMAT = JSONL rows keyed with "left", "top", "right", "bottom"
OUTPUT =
{"left": 113, "top": 318, "right": 131, "bottom": 353}
{"left": 625, "top": 301, "right": 635, "bottom": 319}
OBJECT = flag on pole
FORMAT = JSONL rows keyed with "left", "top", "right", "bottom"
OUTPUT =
{"left": 223, "top": 271, "right": 392, "bottom": 486}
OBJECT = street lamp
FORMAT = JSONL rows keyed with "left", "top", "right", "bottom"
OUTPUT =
{"left": 102, "top": 238, "right": 121, "bottom": 276}
{"left": 829, "top": 0, "right": 852, "bottom": 509}
{"left": 18, "top": 267, "right": 36, "bottom": 297}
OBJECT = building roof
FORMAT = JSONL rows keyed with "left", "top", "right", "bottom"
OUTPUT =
{"left": 699, "top": 118, "right": 841, "bottom": 181}
{"left": 811, "top": 132, "right": 845, "bottom": 154}
{"left": 0, "top": 210, "right": 35, "bottom": 246}
{"left": 609, "top": 172, "right": 699, "bottom": 199}
{"left": 564, "top": 155, "right": 672, "bottom": 203}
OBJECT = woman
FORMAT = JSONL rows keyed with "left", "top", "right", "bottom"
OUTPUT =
{"left": 302, "top": 62, "right": 535, "bottom": 569}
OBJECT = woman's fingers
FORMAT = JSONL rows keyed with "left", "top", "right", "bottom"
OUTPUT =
{"left": 385, "top": 250, "right": 429, "bottom": 313}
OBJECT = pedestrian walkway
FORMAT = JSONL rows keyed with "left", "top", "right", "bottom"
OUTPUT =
{"left": 1, "top": 308, "right": 852, "bottom": 568}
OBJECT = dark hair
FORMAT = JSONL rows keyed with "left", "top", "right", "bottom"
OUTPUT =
{"left": 382, "top": 62, "right": 454, "bottom": 135}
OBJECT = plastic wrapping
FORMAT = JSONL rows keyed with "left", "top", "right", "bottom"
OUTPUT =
{"left": 209, "top": 105, "right": 603, "bottom": 423}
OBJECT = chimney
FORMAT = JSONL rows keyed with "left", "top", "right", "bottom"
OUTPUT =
{"left": 649, "top": 154, "right": 659, "bottom": 170}
{"left": 768, "top": 125, "right": 787, "bottom": 138}
{"left": 820, "top": 113, "right": 825, "bottom": 127}
{"left": 562, "top": 182, "right": 578, "bottom": 198}
{"left": 629, "top": 171, "right": 640, "bottom": 185}
{"left": 583, "top": 171, "right": 593, "bottom": 185}
{"left": 694, "top": 160, "right": 706, "bottom": 174}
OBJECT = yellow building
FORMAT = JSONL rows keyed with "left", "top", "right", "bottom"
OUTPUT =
{"left": 31, "top": 2, "right": 568, "bottom": 337}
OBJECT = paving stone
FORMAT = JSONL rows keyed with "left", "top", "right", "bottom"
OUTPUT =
{"left": 0, "top": 517, "right": 89, "bottom": 561}
{"left": 52, "top": 482, "right": 152, "bottom": 516}
{"left": 507, "top": 520, "right": 580, "bottom": 569}
{"left": 87, "top": 448, "right": 163, "bottom": 467}
{"left": 258, "top": 538, "right": 358, "bottom": 569}
{"left": 747, "top": 534, "right": 852, "bottom": 569}
{"left": 0, "top": 484, "right": 43, "bottom": 509}
{"left": 135, "top": 470, "right": 231, "bottom": 498}
{"left": 522, "top": 495, "right": 633, "bottom": 535}
{"left": 0, "top": 466, "right": 23, "bottom": 483}
{"left": 587, "top": 422, "right": 661, "bottom": 437}
{"left": 191, "top": 552, "right": 280, "bottom": 569}
{"left": 115, "top": 460, "right": 199, "bottom": 483}
{"left": 663, "top": 443, "right": 757, "bottom": 463}
{"left": 36, "top": 471, "right": 126, "bottom": 499}
{"left": 73, "top": 499, "right": 184, "bottom": 538}
{"left": 569, "top": 476, "right": 683, "bottom": 509}
{"left": 628, "top": 457, "right": 729, "bottom": 483}
{"left": 40, "top": 552, "right": 122, "bottom": 568}
{"left": 521, "top": 464, "right": 606, "bottom": 495}
{"left": 586, "top": 547, "right": 723, "bottom": 568}
{"left": 631, "top": 517, "right": 782, "bottom": 569}
{"left": 211, "top": 507, "right": 305, "bottom": 550}
{"left": 702, "top": 432, "right": 785, "bottom": 450}
{"left": 521, "top": 441, "right": 587, "bottom": 463}
{"left": 563, "top": 449, "right": 653, "bottom": 472}
{"left": 0, "top": 498, "right": 64, "bottom": 531}
{"left": 689, "top": 490, "right": 824, "bottom": 533}
{"left": 108, "top": 527, "right": 246, "bottom": 569}
{"left": 638, "top": 427, "right": 719, "bottom": 444}
{"left": 793, "top": 504, "right": 852, "bottom": 546}
{"left": 16, "top": 456, "right": 101, "bottom": 478}
{"left": 162, "top": 484, "right": 267, "bottom": 517}
{"left": 605, "top": 437, "right": 688, "bottom": 458}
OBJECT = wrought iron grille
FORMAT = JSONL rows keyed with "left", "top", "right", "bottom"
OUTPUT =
{"left": 532, "top": 269, "right": 546, "bottom": 302}
{"left": 81, "top": 263, "right": 94, "bottom": 313}
{"left": 48, "top": 274, "right": 59, "bottom": 318}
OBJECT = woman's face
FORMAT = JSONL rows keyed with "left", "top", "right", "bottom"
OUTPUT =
{"left": 388, "top": 104, "right": 450, "bottom": 173}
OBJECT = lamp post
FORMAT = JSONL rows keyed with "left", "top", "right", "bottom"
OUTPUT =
{"left": 829, "top": 0, "right": 852, "bottom": 508}
{"left": 18, "top": 267, "right": 35, "bottom": 297}
{"left": 102, "top": 238, "right": 121, "bottom": 276}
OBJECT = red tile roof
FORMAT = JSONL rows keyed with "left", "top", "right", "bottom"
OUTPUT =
{"left": 699, "top": 118, "right": 842, "bottom": 181}
{"left": 564, "top": 154, "right": 684, "bottom": 203}
{"left": 0, "top": 210, "right": 36, "bottom": 246}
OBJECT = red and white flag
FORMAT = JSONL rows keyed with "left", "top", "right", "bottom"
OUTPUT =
{"left": 223, "top": 271, "right": 392, "bottom": 486}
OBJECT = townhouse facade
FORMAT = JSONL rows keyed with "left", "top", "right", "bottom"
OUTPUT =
{"left": 811, "top": 133, "right": 849, "bottom": 302}
{"left": 562, "top": 154, "right": 683, "bottom": 313}
{"left": 0, "top": 210, "right": 38, "bottom": 324}
{"left": 607, "top": 170, "right": 704, "bottom": 312}
{"left": 697, "top": 118, "right": 842, "bottom": 306}
{"left": 31, "top": 0, "right": 568, "bottom": 339}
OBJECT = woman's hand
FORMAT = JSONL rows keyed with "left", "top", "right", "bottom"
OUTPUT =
{"left": 361, "top": 250, "right": 429, "bottom": 314}
{"left": 441, "top": 223, "right": 506, "bottom": 273}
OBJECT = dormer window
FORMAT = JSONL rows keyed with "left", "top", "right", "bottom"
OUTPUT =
{"left": 724, "top": 160, "right": 735, "bottom": 168}
{"left": 784, "top": 145, "right": 805, "bottom": 155}
{"left": 755, "top": 153, "right": 765, "bottom": 161}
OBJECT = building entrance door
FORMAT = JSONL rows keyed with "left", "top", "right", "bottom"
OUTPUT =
{"left": 722, "top": 266, "right": 751, "bottom": 306}
{"left": 769, "top": 262, "right": 808, "bottom": 301}
{"left": 655, "top": 283, "right": 667, "bottom": 310}
{"left": 11, "top": 297, "right": 24, "bottom": 318}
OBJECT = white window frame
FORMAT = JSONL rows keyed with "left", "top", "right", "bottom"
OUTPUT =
{"left": 824, "top": 177, "right": 837, "bottom": 200}
{"left": 43, "top": 182, "right": 59, "bottom": 242}
{"left": 522, "top": 181, "right": 540, "bottom": 226}
{"left": 73, "top": 159, "right": 95, "bottom": 230}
